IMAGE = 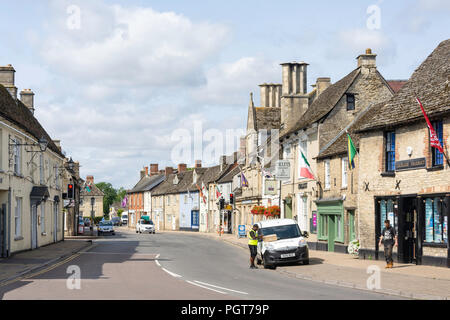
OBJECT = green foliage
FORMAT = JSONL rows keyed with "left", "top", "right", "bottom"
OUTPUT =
{"left": 117, "top": 209, "right": 124, "bottom": 218}
{"left": 95, "top": 183, "right": 128, "bottom": 215}
{"left": 93, "top": 217, "right": 103, "bottom": 225}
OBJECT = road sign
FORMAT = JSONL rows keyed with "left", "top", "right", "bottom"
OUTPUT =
{"left": 275, "top": 160, "right": 291, "bottom": 181}
{"left": 238, "top": 225, "right": 246, "bottom": 238}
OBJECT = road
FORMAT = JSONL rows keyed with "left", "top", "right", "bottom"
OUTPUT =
{"left": 0, "top": 228, "right": 402, "bottom": 300}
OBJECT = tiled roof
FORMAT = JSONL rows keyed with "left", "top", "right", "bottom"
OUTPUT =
{"left": 255, "top": 107, "right": 281, "bottom": 131}
{"left": 0, "top": 84, "right": 64, "bottom": 157}
{"left": 282, "top": 69, "right": 360, "bottom": 138}
{"left": 129, "top": 174, "right": 165, "bottom": 193}
{"left": 387, "top": 80, "right": 407, "bottom": 93}
{"left": 357, "top": 39, "right": 450, "bottom": 132}
{"left": 217, "top": 165, "right": 240, "bottom": 183}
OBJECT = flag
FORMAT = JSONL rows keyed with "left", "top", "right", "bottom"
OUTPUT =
{"left": 240, "top": 172, "right": 249, "bottom": 188}
{"left": 299, "top": 151, "right": 315, "bottom": 180}
{"left": 196, "top": 183, "right": 207, "bottom": 204}
{"left": 215, "top": 185, "right": 222, "bottom": 199}
{"left": 121, "top": 196, "right": 128, "bottom": 207}
{"left": 347, "top": 133, "right": 357, "bottom": 169}
{"left": 201, "top": 182, "right": 207, "bottom": 204}
{"left": 416, "top": 97, "right": 444, "bottom": 154}
{"left": 85, "top": 181, "right": 92, "bottom": 192}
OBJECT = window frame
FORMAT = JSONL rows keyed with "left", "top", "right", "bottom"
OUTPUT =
{"left": 431, "top": 120, "right": 444, "bottom": 167}
{"left": 13, "top": 137, "right": 22, "bottom": 175}
{"left": 324, "top": 159, "right": 331, "bottom": 189}
{"left": 385, "top": 131, "right": 396, "bottom": 172}
{"left": 40, "top": 202, "right": 46, "bottom": 234}
{"left": 15, "top": 197, "right": 22, "bottom": 237}
{"left": 346, "top": 93, "right": 355, "bottom": 111}
{"left": 341, "top": 157, "right": 348, "bottom": 188}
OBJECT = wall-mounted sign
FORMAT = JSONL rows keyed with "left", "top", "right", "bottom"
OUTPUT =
{"left": 275, "top": 160, "right": 291, "bottom": 181}
{"left": 265, "top": 180, "right": 278, "bottom": 195}
{"left": 395, "top": 158, "right": 426, "bottom": 171}
{"left": 298, "top": 183, "right": 308, "bottom": 190}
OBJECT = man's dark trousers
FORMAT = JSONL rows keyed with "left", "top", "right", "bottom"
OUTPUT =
{"left": 384, "top": 243, "right": 394, "bottom": 264}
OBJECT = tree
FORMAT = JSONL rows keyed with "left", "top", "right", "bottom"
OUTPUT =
{"left": 116, "top": 187, "right": 127, "bottom": 203}
{"left": 95, "top": 182, "right": 118, "bottom": 215}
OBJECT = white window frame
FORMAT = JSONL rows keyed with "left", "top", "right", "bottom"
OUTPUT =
{"left": 324, "top": 159, "right": 331, "bottom": 189}
{"left": 15, "top": 197, "right": 22, "bottom": 237}
{"left": 13, "top": 137, "right": 22, "bottom": 175}
{"left": 342, "top": 157, "right": 348, "bottom": 188}
{"left": 39, "top": 154, "right": 44, "bottom": 185}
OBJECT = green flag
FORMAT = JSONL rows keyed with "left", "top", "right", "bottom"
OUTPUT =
{"left": 347, "top": 133, "right": 357, "bottom": 169}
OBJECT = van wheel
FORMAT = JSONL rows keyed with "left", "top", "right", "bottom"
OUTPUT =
{"left": 256, "top": 257, "right": 262, "bottom": 265}
{"left": 263, "top": 257, "right": 276, "bottom": 269}
{"left": 303, "top": 259, "right": 310, "bottom": 265}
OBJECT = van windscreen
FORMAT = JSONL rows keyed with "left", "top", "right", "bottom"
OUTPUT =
{"left": 261, "top": 224, "right": 301, "bottom": 240}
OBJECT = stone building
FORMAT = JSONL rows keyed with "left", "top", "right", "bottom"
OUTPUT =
{"left": 80, "top": 175, "right": 104, "bottom": 219}
{"left": 279, "top": 49, "right": 396, "bottom": 248}
{"left": 0, "top": 65, "right": 65, "bottom": 256}
{"left": 355, "top": 39, "right": 450, "bottom": 267}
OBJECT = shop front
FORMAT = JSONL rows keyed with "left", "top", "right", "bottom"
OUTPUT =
{"left": 374, "top": 194, "right": 449, "bottom": 267}
{"left": 316, "top": 198, "right": 345, "bottom": 252}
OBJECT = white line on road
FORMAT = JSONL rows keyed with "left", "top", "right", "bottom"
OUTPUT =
{"left": 162, "top": 268, "right": 182, "bottom": 278}
{"left": 155, "top": 260, "right": 161, "bottom": 267}
{"left": 186, "top": 280, "right": 226, "bottom": 294}
{"left": 155, "top": 254, "right": 160, "bottom": 259}
{"left": 193, "top": 281, "right": 248, "bottom": 295}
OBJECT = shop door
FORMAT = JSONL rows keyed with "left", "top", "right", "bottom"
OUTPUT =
{"left": 327, "top": 215, "right": 336, "bottom": 252}
{"left": 53, "top": 204, "right": 58, "bottom": 243}
{"left": 349, "top": 211, "right": 356, "bottom": 241}
{"left": 191, "top": 210, "right": 199, "bottom": 230}
{"left": 284, "top": 201, "right": 292, "bottom": 219}
{"left": 31, "top": 205, "right": 38, "bottom": 249}
{"left": 400, "top": 197, "right": 417, "bottom": 264}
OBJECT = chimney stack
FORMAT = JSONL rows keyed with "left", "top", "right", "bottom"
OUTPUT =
{"left": 195, "top": 160, "right": 202, "bottom": 168}
{"left": 150, "top": 164, "right": 159, "bottom": 176}
{"left": 20, "top": 89, "right": 35, "bottom": 114}
{"left": 280, "top": 61, "right": 310, "bottom": 131}
{"left": 140, "top": 169, "right": 145, "bottom": 180}
{"left": 316, "top": 78, "right": 331, "bottom": 97}
{"left": 144, "top": 166, "right": 149, "bottom": 176}
{"left": 260, "top": 83, "right": 282, "bottom": 108}
{"left": 178, "top": 163, "right": 187, "bottom": 173}
{"left": 0, "top": 64, "right": 17, "bottom": 99}
{"left": 53, "top": 140, "right": 61, "bottom": 152}
{"left": 357, "top": 48, "right": 377, "bottom": 74}
{"left": 165, "top": 167, "right": 174, "bottom": 176}
{"left": 86, "top": 175, "right": 94, "bottom": 184}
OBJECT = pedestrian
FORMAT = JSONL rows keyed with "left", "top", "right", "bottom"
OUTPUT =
{"left": 248, "top": 224, "right": 260, "bottom": 269}
{"left": 378, "top": 219, "right": 398, "bottom": 268}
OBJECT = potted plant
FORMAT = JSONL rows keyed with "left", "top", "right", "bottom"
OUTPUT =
{"left": 264, "top": 206, "right": 281, "bottom": 218}
{"left": 251, "top": 206, "right": 266, "bottom": 215}
{"left": 347, "top": 239, "right": 360, "bottom": 258}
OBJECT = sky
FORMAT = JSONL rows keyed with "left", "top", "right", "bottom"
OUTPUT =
{"left": 0, "top": 0, "right": 448, "bottom": 189}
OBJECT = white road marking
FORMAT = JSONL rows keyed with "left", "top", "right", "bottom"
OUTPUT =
{"left": 162, "top": 268, "right": 182, "bottom": 278}
{"left": 155, "top": 260, "right": 161, "bottom": 267}
{"left": 186, "top": 280, "right": 226, "bottom": 294}
{"left": 193, "top": 280, "right": 249, "bottom": 295}
{"left": 155, "top": 254, "right": 160, "bottom": 259}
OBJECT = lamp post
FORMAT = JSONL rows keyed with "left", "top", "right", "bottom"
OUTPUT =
{"left": 91, "top": 197, "right": 95, "bottom": 236}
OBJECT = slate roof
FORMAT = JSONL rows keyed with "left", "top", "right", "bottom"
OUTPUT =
{"left": 254, "top": 107, "right": 281, "bottom": 131}
{"left": 357, "top": 39, "right": 450, "bottom": 132}
{"left": 129, "top": 174, "right": 165, "bottom": 194}
{"left": 0, "top": 84, "right": 64, "bottom": 157}
{"left": 217, "top": 165, "right": 240, "bottom": 183}
{"left": 282, "top": 68, "right": 361, "bottom": 138}
{"left": 152, "top": 168, "right": 209, "bottom": 196}
{"left": 80, "top": 180, "right": 105, "bottom": 197}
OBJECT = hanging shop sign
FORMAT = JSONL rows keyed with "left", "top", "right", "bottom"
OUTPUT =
{"left": 275, "top": 160, "right": 291, "bottom": 181}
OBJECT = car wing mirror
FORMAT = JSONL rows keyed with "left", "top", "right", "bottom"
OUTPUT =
{"left": 303, "top": 231, "right": 309, "bottom": 238}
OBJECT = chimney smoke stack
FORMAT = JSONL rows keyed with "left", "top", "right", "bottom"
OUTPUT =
{"left": 0, "top": 64, "right": 17, "bottom": 99}
{"left": 20, "top": 89, "right": 35, "bottom": 114}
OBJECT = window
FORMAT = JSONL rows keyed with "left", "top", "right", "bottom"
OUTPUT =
{"left": 425, "top": 198, "right": 447, "bottom": 244}
{"left": 346, "top": 94, "right": 355, "bottom": 111}
{"left": 184, "top": 195, "right": 188, "bottom": 204}
{"left": 336, "top": 215, "right": 342, "bottom": 239}
{"left": 432, "top": 121, "right": 444, "bottom": 166}
{"left": 15, "top": 197, "right": 22, "bottom": 237}
{"left": 54, "top": 164, "right": 59, "bottom": 188}
{"left": 167, "top": 196, "right": 170, "bottom": 205}
{"left": 283, "top": 144, "right": 292, "bottom": 160}
{"left": 324, "top": 159, "right": 331, "bottom": 189}
{"left": 13, "top": 138, "right": 22, "bottom": 175}
{"left": 380, "top": 199, "right": 398, "bottom": 235}
{"left": 385, "top": 132, "right": 396, "bottom": 172}
{"left": 40, "top": 203, "right": 45, "bottom": 234}
{"left": 342, "top": 157, "right": 348, "bottom": 188}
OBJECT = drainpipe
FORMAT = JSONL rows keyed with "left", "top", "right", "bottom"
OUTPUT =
{"left": 7, "top": 187, "right": 11, "bottom": 257}
{"left": 445, "top": 195, "right": 450, "bottom": 268}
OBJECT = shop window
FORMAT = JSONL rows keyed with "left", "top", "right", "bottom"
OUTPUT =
{"left": 425, "top": 198, "right": 447, "bottom": 244}
{"left": 336, "top": 215, "right": 342, "bottom": 240}
{"left": 385, "top": 132, "right": 395, "bottom": 172}
{"left": 431, "top": 121, "right": 444, "bottom": 166}
{"left": 341, "top": 157, "right": 348, "bottom": 188}
{"left": 380, "top": 199, "right": 398, "bottom": 234}
{"left": 324, "top": 159, "right": 331, "bottom": 189}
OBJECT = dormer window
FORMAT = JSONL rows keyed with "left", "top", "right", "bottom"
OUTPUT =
{"left": 346, "top": 93, "right": 355, "bottom": 111}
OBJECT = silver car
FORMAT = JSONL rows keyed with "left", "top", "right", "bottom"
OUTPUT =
{"left": 98, "top": 221, "right": 115, "bottom": 236}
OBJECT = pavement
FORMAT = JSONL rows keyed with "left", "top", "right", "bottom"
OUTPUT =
{"left": 171, "top": 229, "right": 450, "bottom": 300}
{"left": 0, "top": 228, "right": 399, "bottom": 300}
{"left": 0, "top": 240, "right": 93, "bottom": 286}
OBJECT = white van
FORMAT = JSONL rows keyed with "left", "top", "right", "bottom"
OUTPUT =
{"left": 256, "top": 219, "right": 309, "bottom": 269}
{"left": 121, "top": 214, "right": 128, "bottom": 225}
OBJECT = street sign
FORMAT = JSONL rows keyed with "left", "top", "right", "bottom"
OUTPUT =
{"left": 238, "top": 225, "right": 246, "bottom": 238}
{"left": 275, "top": 160, "right": 291, "bottom": 181}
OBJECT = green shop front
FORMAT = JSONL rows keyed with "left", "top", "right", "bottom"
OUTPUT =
{"left": 315, "top": 197, "right": 355, "bottom": 253}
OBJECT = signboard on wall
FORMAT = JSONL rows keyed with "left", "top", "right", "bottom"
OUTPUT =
{"left": 275, "top": 160, "right": 291, "bottom": 181}
{"left": 264, "top": 180, "right": 278, "bottom": 195}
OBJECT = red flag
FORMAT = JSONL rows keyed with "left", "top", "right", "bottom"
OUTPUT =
{"left": 416, "top": 97, "right": 444, "bottom": 153}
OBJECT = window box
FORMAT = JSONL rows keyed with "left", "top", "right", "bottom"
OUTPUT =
{"left": 14, "top": 236, "right": 23, "bottom": 241}
{"left": 426, "top": 165, "right": 444, "bottom": 172}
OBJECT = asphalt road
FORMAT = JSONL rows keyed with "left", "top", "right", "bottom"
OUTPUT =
{"left": 0, "top": 228, "right": 402, "bottom": 300}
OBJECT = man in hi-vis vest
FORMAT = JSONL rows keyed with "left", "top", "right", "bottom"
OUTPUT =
{"left": 248, "top": 224, "right": 260, "bottom": 269}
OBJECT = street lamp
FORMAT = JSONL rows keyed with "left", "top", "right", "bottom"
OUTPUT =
{"left": 38, "top": 137, "right": 48, "bottom": 152}
{"left": 91, "top": 197, "right": 95, "bottom": 236}
{"left": 67, "top": 157, "right": 75, "bottom": 171}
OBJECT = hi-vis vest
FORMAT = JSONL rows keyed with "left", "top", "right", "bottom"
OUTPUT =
{"left": 248, "top": 230, "right": 258, "bottom": 246}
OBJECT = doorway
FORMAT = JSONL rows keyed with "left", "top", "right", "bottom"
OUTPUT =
{"left": 284, "top": 198, "right": 292, "bottom": 219}
{"left": 327, "top": 215, "right": 336, "bottom": 252}
{"left": 399, "top": 197, "right": 417, "bottom": 264}
{"left": 0, "top": 205, "right": 5, "bottom": 257}
{"left": 53, "top": 203, "right": 58, "bottom": 243}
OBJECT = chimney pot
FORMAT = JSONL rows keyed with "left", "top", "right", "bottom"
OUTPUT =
{"left": 145, "top": 166, "right": 149, "bottom": 176}
{"left": 0, "top": 64, "right": 17, "bottom": 99}
{"left": 20, "top": 89, "right": 35, "bottom": 114}
{"left": 177, "top": 163, "right": 187, "bottom": 173}
{"left": 195, "top": 160, "right": 202, "bottom": 168}
{"left": 165, "top": 167, "right": 174, "bottom": 176}
{"left": 86, "top": 175, "right": 94, "bottom": 184}
{"left": 150, "top": 164, "right": 159, "bottom": 176}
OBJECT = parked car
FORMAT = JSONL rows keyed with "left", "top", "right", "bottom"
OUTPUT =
{"left": 98, "top": 220, "right": 115, "bottom": 236}
{"left": 256, "top": 219, "right": 309, "bottom": 269}
{"left": 136, "top": 218, "right": 155, "bottom": 234}
{"left": 121, "top": 214, "right": 128, "bottom": 225}
{"left": 111, "top": 217, "right": 122, "bottom": 226}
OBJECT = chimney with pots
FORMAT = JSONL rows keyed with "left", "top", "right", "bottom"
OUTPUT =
{"left": 178, "top": 163, "right": 187, "bottom": 173}
{"left": 145, "top": 166, "right": 149, "bottom": 177}
{"left": 195, "top": 160, "right": 202, "bottom": 168}
{"left": 20, "top": 89, "right": 35, "bottom": 114}
{"left": 259, "top": 83, "right": 282, "bottom": 108}
{"left": 53, "top": 140, "right": 61, "bottom": 152}
{"left": 150, "top": 164, "right": 159, "bottom": 176}
{"left": 165, "top": 167, "right": 174, "bottom": 176}
{"left": 357, "top": 48, "right": 377, "bottom": 74}
{"left": 140, "top": 169, "right": 145, "bottom": 180}
{"left": 0, "top": 64, "right": 17, "bottom": 99}
{"left": 280, "top": 61, "right": 310, "bottom": 131}
{"left": 86, "top": 175, "right": 94, "bottom": 184}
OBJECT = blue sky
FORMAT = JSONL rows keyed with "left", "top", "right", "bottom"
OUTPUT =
{"left": 0, "top": 0, "right": 449, "bottom": 189}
